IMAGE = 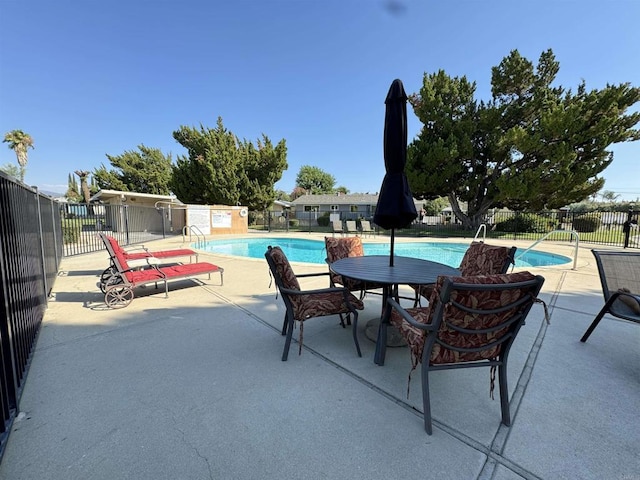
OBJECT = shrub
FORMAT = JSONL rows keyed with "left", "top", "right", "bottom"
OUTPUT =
{"left": 572, "top": 215, "right": 601, "bottom": 233}
{"left": 289, "top": 219, "right": 299, "bottom": 228}
{"left": 317, "top": 213, "right": 330, "bottom": 227}
{"left": 62, "top": 224, "right": 81, "bottom": 244}
{"left": 494, "top": 213, "right": 552, "bottom": 233}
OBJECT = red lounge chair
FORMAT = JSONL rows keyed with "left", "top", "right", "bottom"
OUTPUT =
{"left": 98, "top": 233, "right": 199, "bottom": 290}
{"left": 101, "top": 234, "right": 223, "bottom": 308}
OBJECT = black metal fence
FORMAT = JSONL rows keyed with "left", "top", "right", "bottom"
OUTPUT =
{"left": 60, "top": 203, "right": 178, "bottom": 257}
{"left": 250, "top": 209, "right": 640, "bottom": 249}
{"left": 0, "top": 173, "right": 63, "bottom": 459}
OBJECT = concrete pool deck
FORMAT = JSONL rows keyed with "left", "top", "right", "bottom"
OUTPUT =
{"left": 0, "top": 233, "right": 638, "bottom": 479}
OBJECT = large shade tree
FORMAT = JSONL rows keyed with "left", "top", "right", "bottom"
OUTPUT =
{"left": 93, "top": 145, "right": 173, "bottom": 194}
{"left": 407, "top": 49, "right": 640, "bottom": 229}
{"left": 3, "top": 129, "right": 34, "bottom": 181}
{"left": 171, "top": 117, "right": 287, "bottom": 210}
{"left": 295, "top": 165, "right": 336, "bottom": 194}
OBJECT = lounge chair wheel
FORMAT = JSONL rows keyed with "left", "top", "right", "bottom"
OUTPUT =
{"left": 99, "top": 266, "right": 119, "bottom": 293}
{"left": 105, "top": 285, "right": 134, "bottom": 308}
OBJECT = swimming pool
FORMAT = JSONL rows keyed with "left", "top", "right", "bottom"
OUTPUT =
{"left": 197, "top": 237, "right": 571, "bottom": 268}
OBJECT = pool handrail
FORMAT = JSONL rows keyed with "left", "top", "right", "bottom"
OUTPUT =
{"left": 182, "top": 225, "right": 206, "bottom": 248}
{"left": 473, "top": 224, "right": 487, "bottom": 243}
{"left": 515, "top": 230, "right": 579, "bottom": 270}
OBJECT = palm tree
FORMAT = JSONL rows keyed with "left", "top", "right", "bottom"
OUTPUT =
{"left": 3, "top": 130, "right": 34, "bottom": 181}
{"left": 74, "top": 170, "right": 91, "bottom": 204}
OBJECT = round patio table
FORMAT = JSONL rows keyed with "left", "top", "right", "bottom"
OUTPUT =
{"left": 329, "top": 255, "right": 460, "bottom": 347}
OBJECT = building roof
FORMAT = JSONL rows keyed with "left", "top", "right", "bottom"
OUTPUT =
{"left": 291, "top": 193, "right": 380, "bottom": 205}
{"left": 274, "top": 199, "right": 293, "bottom": 208}
{"left": 90, "top": 189, "right": 183, "bottom": 206}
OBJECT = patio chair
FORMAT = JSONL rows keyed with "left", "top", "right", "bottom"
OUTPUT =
{"left": 101, "top": 234, "right": 223, "bottom": 308}
{"left": 345, "top": 220, "right": 359, "bottom": 235}
{"left": 98, "top": 233, "right": 199, "bottom": 291}
{"left": 375, "top": 271, "right": 545, "bottom": 434}
{"left": 410, "top": 242, "right": 516, "bottom": 307}
{"left": 324, "top": 236, "right": 385, "bottom": 306}
{"left": 265, "top": 245, "right": 364, "bottom": 361}
{"left": 359, "top": 220, "right": 375, "bottom": 238}
{"left": 331, "top": 220, "right": 345, "bottom": 237}
{"left": 580, "top": 250, "right": 640, "bottom": 342}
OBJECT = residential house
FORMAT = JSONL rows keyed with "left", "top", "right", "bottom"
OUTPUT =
{"left": 290, "top": 193, "right": 425, "bottom": 225}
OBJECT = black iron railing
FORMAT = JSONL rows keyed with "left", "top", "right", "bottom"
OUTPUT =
{"left": 60, "top": 203, "right": 172, "bottom": 257}
{"left": 249, "top": 209, "right": 639, "bottom": 249}
{"left": 0, "top": 173, "right": 63, "bottom": 459}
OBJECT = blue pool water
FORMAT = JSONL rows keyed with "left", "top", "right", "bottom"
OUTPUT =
{"left": 197, "top": 237, "right": 571, "bottom": 268}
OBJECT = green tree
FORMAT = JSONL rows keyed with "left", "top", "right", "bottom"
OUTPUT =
{"left": 275, "top": 189, "right": 291, "bottom": 201}
{"left": 407, "top": 49, "right": 640, "bottom": 228}
{"left": 65, "top": 172, "right": 83, "bottom": 202}
{"left": 93, "top": 145, "right": 173, "bottom": 194}
{"left": 3, "top": 129, "right": 34, "bottom": 181}
{"left": 295, "top": 165, "right": 335, "bottom": 194}
{"left": 422, "top": 197, "right": 449, "bottom": 216}
{"left": 600, "top": 190, "right": 620, "bottom": 203}
{"left": 171, "top": 117, "right": 287, "bottom": 210}
{"left": 335, "top": 185, "right": 349, "bottom": 194}
{"left": 0, "top": 163, "right": 21, "bottom": 179}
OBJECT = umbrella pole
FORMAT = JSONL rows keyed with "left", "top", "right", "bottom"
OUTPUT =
{"left": 390, "top": 229, "right": 395, "bottom": 267}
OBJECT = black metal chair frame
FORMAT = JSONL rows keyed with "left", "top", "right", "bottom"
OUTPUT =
{"left": 376, "top": 274, "right": 545, "bottom": 434}
{"left": 265, "top": 246, "right": 362, "bottom": 361}
{"left": 580, "top": 250, "right": 640, "bottom": 342}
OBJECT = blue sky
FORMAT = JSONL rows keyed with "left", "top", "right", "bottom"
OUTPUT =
{"left": 1, "top": 0, "right": 639, "bottom": 200}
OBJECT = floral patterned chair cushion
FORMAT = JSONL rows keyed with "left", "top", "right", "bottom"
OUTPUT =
{"left": 267, "top": 246, "right": 363, "bottom": 321}
{"left": 324, "top": 236, "right": 385, "bottom": 293}
{"left": 411, "top": 242, "right": 516, "bottom": 305}
{"left": 458, "top": 242, "right": 516, "bottom": 276}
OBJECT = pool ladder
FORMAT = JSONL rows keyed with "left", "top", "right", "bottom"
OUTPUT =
{"left": 473, "top": 224, "right": 579, "bottom": 270}
{"left": 182, "top": 225, "right": 206, "bottom": 248}
{"left": 516, "top": 230, "right": 579, "bottom": 270}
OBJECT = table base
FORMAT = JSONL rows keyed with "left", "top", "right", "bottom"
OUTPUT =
{"left": 364, "top": 318, "right": 406, "bottom": 348}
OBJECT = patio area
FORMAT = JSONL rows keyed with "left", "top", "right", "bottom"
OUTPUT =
{"left": 0, "top": 234, "right": 638, "bottom": 479}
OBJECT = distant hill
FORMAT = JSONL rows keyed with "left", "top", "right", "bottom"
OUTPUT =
{"left": 39, "top": 190, "right": 65, "bottom": 198}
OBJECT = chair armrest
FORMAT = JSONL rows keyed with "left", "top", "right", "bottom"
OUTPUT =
{"left": 124, "top": 245, "right": 150, "bottom": 254}
{"left": 280, "top": 286, "right": 350, "bottom": 296}
{"left": 127, "top": 257, "right": 160, "bottom": 268}
{"left": 386, "top": 297, "right": 437, "bottom": 332}
{"left": 150, "top": 264, "right": 168, "bottom": 279}
{"left": 296, "top": 272, "right": 331, "bottom": 279}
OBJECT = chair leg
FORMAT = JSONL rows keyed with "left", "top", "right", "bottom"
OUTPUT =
{"left": 281, "top": 314, "right": 288, "bottom": 335}
{"left": 282, "top": 314, "right": 295, "bottom": 361}
{"left": 413, "top": 289, "right": 420, "bottom": 308}
{"left": 580, "top": 301, "right": 613, "bottom": 342}
{"left": 422, "top": 367, "right": 433, "bottom": 435}
{"left": 351, "top": 310, "right": 362, "bottom": 357}
{"left": 498, "top": 363, "right": 511, "bottom": 427}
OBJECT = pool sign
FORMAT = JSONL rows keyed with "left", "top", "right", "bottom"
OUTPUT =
{"left": 212, "top": 211, "right": 232, "bottom": 228}
{"left": 186, "top": 205, "right": 211, "bottom": 232}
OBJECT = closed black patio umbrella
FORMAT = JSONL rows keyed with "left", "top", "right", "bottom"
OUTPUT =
{"left": 373, "top": 79, "right": 418, "bottom": 266}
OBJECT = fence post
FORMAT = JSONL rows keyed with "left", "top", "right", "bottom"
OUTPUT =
{"left": 124, "top": 205, "right": 130, "bottom": 244}
{"left": 161, "top": 207, "right": 167, "bottom": 238}
{"left": 34, "top": 188, "right": 49, "bottom": 306}
{"left": 623, "top": 209, "right": 633, "bottom": 248}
